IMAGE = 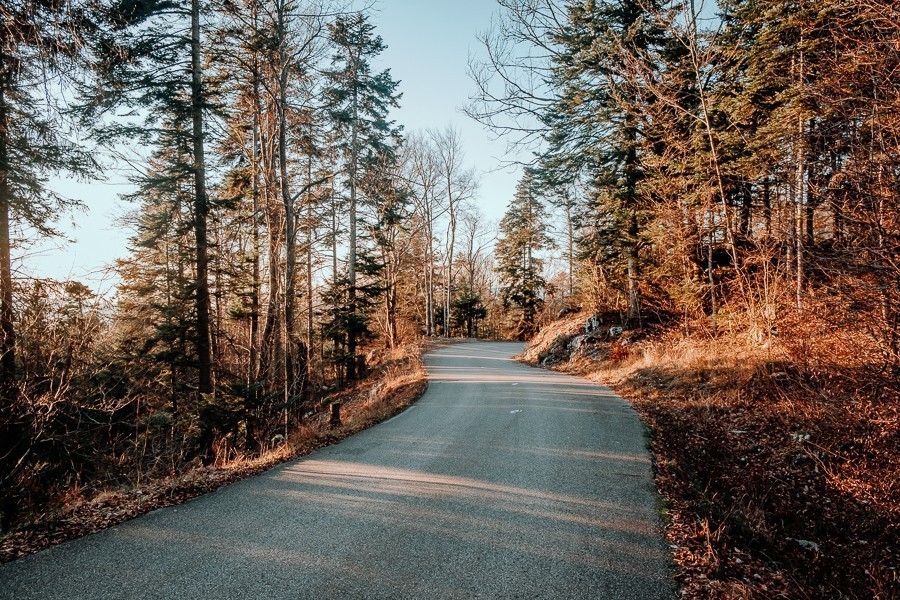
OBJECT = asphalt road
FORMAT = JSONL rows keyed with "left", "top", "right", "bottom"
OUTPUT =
{"left": 0, "top": 341, "right": 673, "bottom": 599}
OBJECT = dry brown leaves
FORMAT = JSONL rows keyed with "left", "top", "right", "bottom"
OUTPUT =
{"left": 523, "top": 318, "right": 899, "bottom": 599}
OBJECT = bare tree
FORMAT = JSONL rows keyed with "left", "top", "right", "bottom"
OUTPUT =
{"left": 431, "top": 126, "right": 477, "bottom": 336}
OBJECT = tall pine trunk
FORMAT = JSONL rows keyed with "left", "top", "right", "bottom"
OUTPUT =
{"left": 260, "top": 101, "right": 282, "bottom": 389}
{"left": 0, "top": 74, "right": 15, "bottom": 399}
{"left": 795, "top": 49, "right": 806, "bottom": 310}
{"left": 249, "top": 76, "right": 261, "bottom": 385}
{"left": 278, "top": 42, "right": 297, "bottom": 404}
{"left": 625, "top": 125, "right": 641, "bottom": 323}
{"left": 565, "top": 198, "right": 574, "bottom": 295}
{"left": 0, "top": 69, "right": 22, "bottom": 531}
{"left": 346, "top": 74, "right": 359, "bottom": 380}
{"left": 305, "top": 155, "right": 315, "bottom": 394}
{"left": 191, "top": 0, "right": 213, "bottom": 397}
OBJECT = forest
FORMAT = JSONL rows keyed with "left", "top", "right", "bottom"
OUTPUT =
{"left": 1, "top": 0, "right": 898, "bottom": 597}
{"left": 0, "top": 0, "right": 504, "bottom": 533}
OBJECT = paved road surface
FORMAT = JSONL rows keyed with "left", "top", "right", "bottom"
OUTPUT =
{"left": 0, "top": 341, "right": 672, "bottom": 599}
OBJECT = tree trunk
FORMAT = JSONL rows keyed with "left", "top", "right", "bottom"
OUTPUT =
{"left": 249, "top": 76, "right": 261, "bottom": 385}
{"left": 423, "top": 259, "right": 432, "bottom": 336}
{"left": 330, "top": 180, "right": 340, "bottom": 384}
{"left": 385, "top": 259, "right": 398, "bottom": 348}
{"left": 260, "top": 91, "right": 282, "bottom": 389}
{"left": 565, "top": 197, "right": 574, "bottom": 295}
{"left": 707, "top": 209, "right": 717, "bottom": 326}
{"left": 212, "top": 221, "right": 223, "bottom": 379}
{"left": 625, "top": 124, "right": 641, "bottom": 324}
{"left": 796, "top": 117, "right": 805, "bottom": 310}
{"left": 278, "top": 26, "right": 298, "bottom": 405}
{"left": 305, "top": 154, "right": 315, "bottom": 397}
{"left": 805, "top": 184, "right": 815, "bottom": 248}
{"left": 191, "top": 0, "right": 213, "bottom": 397}
{"left": 425, "top": 198, "right": 434, "bottom": 336}
{"left": 163, "top": 241, "right": 178, "bottom": 414}
{"left": 347, "top": 64, "right": 359, "bottom": 380}
{"left": 740, "top": 179, "right": 752, "bottom": 236}
{"left": 793, "top": 41, "right": 806, "bottom": 310}
{"left": 331, "top": 181, "right": 338, "bottom": 286}
{"left": 445, "top": 192, "right": 456, "bottom": 337}
{"left": 0, "top": 69, "right": 23, "bottom": 530}
{"left": 0, "top": 75, "right": 15, "bottom": 397}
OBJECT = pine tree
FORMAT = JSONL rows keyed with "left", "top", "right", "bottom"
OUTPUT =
{"left": 324, "top": 13, "right": 401, "bottom": 378}
{"left": 86, "top": 0, "right": 216, "bottom": 397}
{"left": 540, "top": 0, "right": 665, "bottom": 322}
{"left": 495, "top": 174, "right": 554, "bottom": 339}
{"left": 116, "top": 136, "right": 197, "bottom": 415}
{"left": 0, "top": 0, "right": 97, "bottom": 395}
{"left": 213, "top": 0, "right": 274, "bottom": 390}
{"left": 452, "top": 289, "right": 487, "bottom": 338}
{"left": 363, "top": 148, "right": 413, "bottom": 348}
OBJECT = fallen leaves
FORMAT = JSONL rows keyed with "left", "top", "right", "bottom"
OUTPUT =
{"left": 523, "top": 318, "right": 899, "bottom": 599}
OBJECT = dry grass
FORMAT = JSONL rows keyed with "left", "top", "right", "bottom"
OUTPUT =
{"left": 0, "top": 344, "right": 428, "bottom": 564}
{"left": 524, "top": 314, "right": 899, "bottom": 599}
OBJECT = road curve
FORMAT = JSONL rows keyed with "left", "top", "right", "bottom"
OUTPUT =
{"left": 0, "top": 341, "right": 673, "bottom": 599}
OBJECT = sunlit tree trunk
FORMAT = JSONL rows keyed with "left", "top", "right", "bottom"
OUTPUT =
{"left": 795, "top": 48, "right": 806, "bottom": 310}
{"left": 249, "top": 76, "right": 262, "bottom": 385}
{"left": 0, "top": 75, "right": 15, "bottom": 398}
{"left": 305, "top": 154, "right": 315, "bottom": 394}
{"left": 347, "top": 75, "right": 359, "bottom": 378}
{"left": 277, "top": 7, "right": 299, "bottom": 404}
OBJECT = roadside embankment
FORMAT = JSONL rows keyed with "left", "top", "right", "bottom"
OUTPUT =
{"left": 523, "top": 313, "right": 898, "bottom": 599}
{"left": 0, "top": 343, "right": 430, "bottom": 563}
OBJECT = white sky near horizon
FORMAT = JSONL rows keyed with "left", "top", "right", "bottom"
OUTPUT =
{"left": 21, "top": 0, "right": 529, "bottom": 291}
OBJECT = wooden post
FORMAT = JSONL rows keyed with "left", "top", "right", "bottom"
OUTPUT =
{"left": 329, "top": 402, "right": 341, "bottom": 428}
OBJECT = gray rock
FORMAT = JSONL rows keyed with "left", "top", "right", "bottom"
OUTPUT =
{"left": 585, "top": 316, "right": 602, "bottom": 334}
{"left": 568, "top": 335, "right": 587, "bottom": 351}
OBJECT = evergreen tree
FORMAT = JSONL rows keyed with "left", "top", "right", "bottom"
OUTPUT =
{"left": 0, "top": 0, "right": 97, "bottom": 394}
{"left": 495, "top": 174, "right": 554, "bottom": 339}
{"left": 116, "top": 136, "right": 197, "bottom": 415}
{"left": 718, "top": 0, "right": 822, "bottom": 306}
{"left": 324, "top": 13, "right": 401, "bottom": 378}
{"left": 540, "top": 0, "right": 664, "bottom": 322}
{"left": 363, "top": 148, "right": 414, "bottom": 348}
{"left": 86, "top": 0, "right": 216, "bottom": 397}
{"left": 452, "top": 289, "right": 487, "bottom": 339}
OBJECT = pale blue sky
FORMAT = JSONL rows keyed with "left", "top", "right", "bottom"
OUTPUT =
{"left": 24, "top": 1, "right": 526, "bottom": 288}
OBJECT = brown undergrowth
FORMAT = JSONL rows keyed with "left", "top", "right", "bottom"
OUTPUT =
{"left": 0, "top": 343, "right": 429, "bottom": 564}
{"left": 523, "top": 313, "right": 899, "bottom": 599}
